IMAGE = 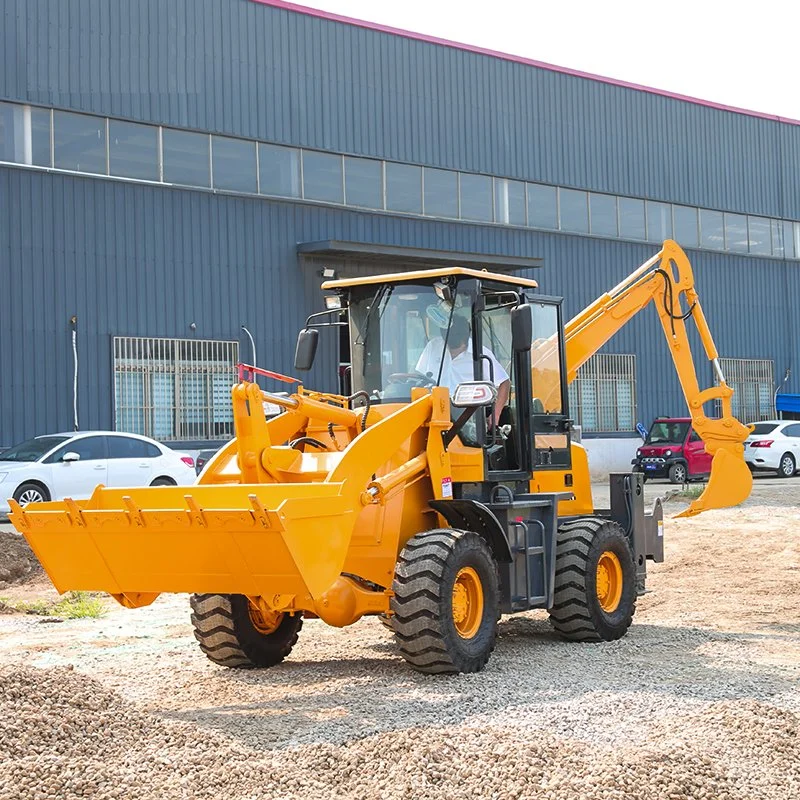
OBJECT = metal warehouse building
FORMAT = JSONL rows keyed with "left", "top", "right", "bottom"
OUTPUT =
{"left": 1, "top": 0, "right": 799, "bottom": 455}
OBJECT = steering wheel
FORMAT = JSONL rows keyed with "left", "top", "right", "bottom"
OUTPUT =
{"left": 289, "top": 437, "right": 329, "bottom": 451}
{"left": 386, "top": 371, "right": 437, "bottom": 388}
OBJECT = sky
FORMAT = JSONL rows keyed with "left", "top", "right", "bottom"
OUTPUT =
{"left": 289, "top": 0, "right": 800, "bottom": 121}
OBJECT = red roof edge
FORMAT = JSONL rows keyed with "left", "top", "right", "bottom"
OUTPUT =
{"left": 251, "top": 0, "right": 800, "bottom": 127}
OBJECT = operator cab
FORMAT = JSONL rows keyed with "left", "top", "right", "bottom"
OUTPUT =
{"left": 302, "top": 268, "right": 572, "bottom": 479}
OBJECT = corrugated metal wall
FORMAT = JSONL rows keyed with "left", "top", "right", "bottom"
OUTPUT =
{"left": 2, "top": 0, "right": 800, "bottom": 217}
{"left": 1, "top": 167, "right": 797, "bottom": 445}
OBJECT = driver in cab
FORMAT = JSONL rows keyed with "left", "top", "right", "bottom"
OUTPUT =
{"left": 415, "top": 306, "right": 510, "bottom": 428}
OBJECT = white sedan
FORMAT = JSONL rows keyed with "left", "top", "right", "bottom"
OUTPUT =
{"left": 744, "top": 420, "right": 800, "bottom": 477}
{"left": 0, "top": 431, "right": 196, "bottom": 513}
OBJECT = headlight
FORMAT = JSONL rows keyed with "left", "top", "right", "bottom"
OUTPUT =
{"left": 636, "top": 449, "right": 642, "bottom": 457}
{"left": 665, "top": 450, "right": 672, "bottom": 457}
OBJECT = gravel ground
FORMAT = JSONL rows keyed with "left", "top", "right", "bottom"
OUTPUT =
{"left": 0, "top": 477, "right": 798, "bottom": 799}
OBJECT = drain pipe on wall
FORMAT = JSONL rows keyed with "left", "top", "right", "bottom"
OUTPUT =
{"left": 775, "top": 367, "right": 791, "bottom": 420}
{"left": 70, "top": 315, "right": 79, "bottom": 431}
{"left": 241, "top": 325, "right": 256, "bottom": 367}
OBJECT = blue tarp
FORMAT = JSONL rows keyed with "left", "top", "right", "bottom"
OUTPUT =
{"left": 776, "top": 393, "right": 800, "bottom": 413}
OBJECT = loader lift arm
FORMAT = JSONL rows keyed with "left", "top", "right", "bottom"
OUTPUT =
{"left": 533, "top": 240, "right": 752, "bottom": 517}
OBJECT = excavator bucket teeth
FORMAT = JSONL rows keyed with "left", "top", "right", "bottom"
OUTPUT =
{"left": 676, "top": 445, "right": 753, "bottom": 518}
{"left": 9, "top": 484, "right": 354, "bottom": 603}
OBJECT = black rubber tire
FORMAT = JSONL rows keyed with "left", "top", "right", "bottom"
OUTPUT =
{"left": 548, "top": 518, "right": 637, "bottom": 643}
{"left": 150, "top": 477, "right": 176, "bottom": 486}
{"left": 668, "top": 462, "right": 687, "bottom": 484}
{"left": 777, "top": 453, "right": 796, "bottom": 478}
{"left": 190, "top": 593, "right": 302, "bottom": 668}
{"left": 13, "top": 482, "right": 50, "bottom": 506}
{"left": 391, "top": 529, "right": 499, "bottom": 675}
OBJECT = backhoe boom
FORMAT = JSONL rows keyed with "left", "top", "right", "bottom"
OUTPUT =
{"left": 536, "top": 240, "right": 752, "bottom": 516}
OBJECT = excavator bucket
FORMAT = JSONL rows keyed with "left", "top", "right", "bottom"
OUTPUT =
{"left": 9, "top": 482, "right": 359, "bottom": 606}
{"left": 675, "top": 444, "right": 753, "bottom": 518}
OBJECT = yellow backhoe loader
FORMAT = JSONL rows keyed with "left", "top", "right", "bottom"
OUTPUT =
{"left": 10, "top": 241, "right": 752, "bottom": 674}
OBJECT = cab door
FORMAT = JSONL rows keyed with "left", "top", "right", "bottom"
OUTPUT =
{"left": 527, "top": 299, "right": 571, "bottom": 469}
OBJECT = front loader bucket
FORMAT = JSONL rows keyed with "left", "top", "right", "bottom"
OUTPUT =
{"left": 676, "top": 444, "right": 753, "bottom": 518}
{"left": 9, "top": 482, "right": 357, "bottom": 605}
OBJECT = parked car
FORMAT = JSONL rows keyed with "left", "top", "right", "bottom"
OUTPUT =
{"left": 632, "top": 417, "right": 711, "bottom": 483}
{"left": 744, "top": 420, "right": 800, "bottom": 477}
{"left": 0, "top": 431, "right": 196, "bottom": 513}
{"left": 195, "top": 447, "right": 222, "bottom": 476}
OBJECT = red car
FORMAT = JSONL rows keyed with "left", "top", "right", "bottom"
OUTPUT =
{"left": 632, "top": 417, "right": 712, "bottom": 483}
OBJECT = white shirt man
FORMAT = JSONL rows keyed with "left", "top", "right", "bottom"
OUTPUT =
{"left": 415, "top": 314, "right": 510, "bottom": 425}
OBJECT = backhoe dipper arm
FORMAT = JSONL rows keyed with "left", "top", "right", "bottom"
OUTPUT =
{"left": 534, "top": 240, "right": 752, "bottom": 516}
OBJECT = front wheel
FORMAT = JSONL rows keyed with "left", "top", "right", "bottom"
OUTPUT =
{"left": 13, "top": 482, "right": 50, "bottom": 506}
{"left": 391, "top": 529, "right": 499, "bottom": 674}
{"left": 668, "top": 462, "right": 687, "bottom": 484}
{"left": 190, "top": 594, "right": 302, "bottom": 668}
{"left": 548, "top": 518, "right": 637, "bottom": 642}
{"left": 777, "top": 453, "right": 796, "bottom": 478}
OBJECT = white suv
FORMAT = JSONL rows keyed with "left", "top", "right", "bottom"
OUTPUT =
{"left": 744, "top": 420, "right": 800, "bottom": 478}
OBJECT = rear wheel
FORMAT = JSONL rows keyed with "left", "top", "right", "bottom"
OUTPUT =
{"left": 777, "top": 453, "right": 796, "bottom": 478}
{"left": 150, "top": 477, "right": 176, "bottom": 487}
{"left": 190, "top": 593, "right": 302, "bottom": 668}
{"left": 668, "top": 462, "right": 687, "bottom": 484}
{"left": 548, "top": 518, "right": 637, "bottom": 642}
{"left": 391, "top": 529, "right": 499, "bottom": 674}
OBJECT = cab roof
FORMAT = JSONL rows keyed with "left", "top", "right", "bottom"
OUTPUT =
{"left": 322, "top": 266, "right": 538, "bottom": 291}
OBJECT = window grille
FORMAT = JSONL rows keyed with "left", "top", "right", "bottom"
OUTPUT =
{"left": 568, "top": 354, "right": 636, "bottom": 433}
{"left": 113, "top": 337, "right": 239, "bottom": 441}
{"left": 718, "top": 358, "right": 774, "bottom": 422}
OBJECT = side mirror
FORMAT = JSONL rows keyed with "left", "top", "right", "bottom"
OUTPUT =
{"left": 452, "top": 381, "right": 498, "bottom": 408}
{"left": 511, "top": 304, "right": 533, "bottom": 352}
{"left": 61, "top": 451, "right": 81, "bottom": 463}
{"left": 294, "top": 328, "right": 319, "bottom": 371}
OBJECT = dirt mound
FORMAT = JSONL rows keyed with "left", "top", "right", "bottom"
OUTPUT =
{"left": 0, "top": 529, "right": 44, "bottom": 589}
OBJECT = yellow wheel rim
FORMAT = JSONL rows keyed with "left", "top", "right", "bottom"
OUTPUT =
{"left": 248, "top": 603, "right": 283, "bottom": 635}
{"left": 596, "top": 550, "right": 623, "bottom": 613}
{"left": 451, "top": 566, "right": 484, "bottom": 639}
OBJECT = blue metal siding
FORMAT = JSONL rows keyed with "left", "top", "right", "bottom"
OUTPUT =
{"left": 2, "top": 0, "right": 800, "bottom": 218}
{"left": 2, "top": 166, "right": 798, "bottom": 446}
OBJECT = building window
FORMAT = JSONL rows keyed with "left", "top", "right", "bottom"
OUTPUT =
{"left": 0, "top": 102, "right": 50, "bottom": 166}
{"left": 162, "top": 129, "right": 210, "bottom": 187}
{"left": 211, "top": 136, "right": 257, "bottom": 193}
{"left": 646, "top": 200, "right": 673, "bottom": 243}
{"left": 259, "top": 143, "right": 300, "bottom": 198}
{"left": 302, "top": 150, "right": 344, "bottom": 204}
{"left": 568, "top": 354, "right": 636, "bottom": 433}
{"left": 109, "top": 120, "right": 158, "bottom": 181}
{"left": 385, "top": 162, "right": 422, "bottom": 214}
{"left": 53, "top": 110, "right": 106, "bottom": 174}
{"left": 527, "top": 183, "right": 557, "bottom": 229}
{"left": 718, "top": 358, "right": 774, "bottom": 422}
{"left": 459, "top": 173, "right": 493, "bottom": 222}
{"left": 724, "top": 212, "right": 748, "bottom": 253}
{"left": 700, "top": 209, "right": 724, "bottom": 250}
{"left": 494, "top": 178, "right": 525, "bottom": 226}
{"left": 618, "top": 197, "right": 645, "bottom": 240}
{"left": 673, "top": 205, "right": 699, "bottom": 248}
{"left": 423, "top": 167, "right": 458, "bottom": 218}
{"left": 559, "top": 188, "right": 589, "bottom": 233}
{"left": 589, "top": 193, "right": 618, "bottom": 237}
{"left": 748, "top": 216, "right": 772, "bottom": 256}
{"left": 113, "top": 337, "right": 239, "bottom": 441}
{"left": 344, "top": 156, "right": 382, "bottom": 209}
